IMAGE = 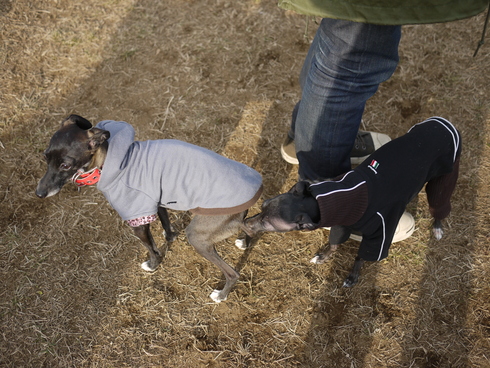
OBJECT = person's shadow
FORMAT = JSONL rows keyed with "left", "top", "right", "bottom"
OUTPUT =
{"left": 296, "top": 134, "right": 483, "bottom": 367}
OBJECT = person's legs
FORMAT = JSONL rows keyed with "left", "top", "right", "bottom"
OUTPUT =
{"left": 293, "top": 18, "right": 401, "bottom": 181}
{"left": 281, "top": 116, "right": 392, "bottom": 166}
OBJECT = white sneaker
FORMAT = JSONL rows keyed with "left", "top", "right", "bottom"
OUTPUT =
{"left": 349, "top": 211, "right": 415, "bottom": 243}
{"left": 280, "top": 136, "right": 298, "bottom": 164}
{"left": 350, "top": 131, "right": 392, "bottom": 165}
{"left": 281, "top": 131, "right": 392, "bottom": 166}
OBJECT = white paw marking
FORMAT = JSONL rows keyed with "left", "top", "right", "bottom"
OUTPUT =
{"left": 310, "top": 256, "right": 321, "bottom": 264}
{"left": 343, "top": 280, "right": 353, "bottom": 288}
{"left": 141, "top": 261, "right": 155, "bottom": 272}
{"left": 235, "top": 239, "right": 247, "bottom": 250}
{"left": 433, "top": 228, "right": 443, "bottom": 240}
{"left": 210, "top": 289, "right": 226, "bottom": 303}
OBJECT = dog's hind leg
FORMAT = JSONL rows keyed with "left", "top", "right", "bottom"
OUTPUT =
{"left": 158, "top": 206, "right": 177, "bottom": 242}
{"left": 236, "top": 211, "right": 259, "bottom": 250}
{"left": 426, "top": 156, "right": 460, "bottom": 241}
{"left": 343, "top": 256, "right": 365, "bottom": 287}
{"left": 133, "top": 224, "right": 163, "bottom": 272}
{"left": 234, "top": 232, "right": 253, "bottom": 250}
{"left": 186, "top": 212, "right": 246, "bottom": 303}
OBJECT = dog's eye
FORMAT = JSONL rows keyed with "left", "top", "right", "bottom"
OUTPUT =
{"left": 60, "top": 163, "right": 71, "bottom": 171}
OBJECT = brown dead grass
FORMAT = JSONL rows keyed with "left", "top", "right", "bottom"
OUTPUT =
{"left": 1, "top": 0, "right": 489, "bottom": 367}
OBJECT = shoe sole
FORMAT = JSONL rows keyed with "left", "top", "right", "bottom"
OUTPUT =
{"left": 280, "top": 145, "right": 299, "bottom": 165}
{"left": 281, "top": 149, "right": 375, "bottom": 166}
{"left": 280, "top": 132, "right": 391, "bottom": 165}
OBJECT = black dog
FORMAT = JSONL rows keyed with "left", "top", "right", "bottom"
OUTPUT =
{"left": 36, "top": 115, "right": 263, "bottom": 302}
{"left": 243, "top": 117, "right": 461, "bottom": 287}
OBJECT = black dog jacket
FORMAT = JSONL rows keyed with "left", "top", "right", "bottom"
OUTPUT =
{"left": 308, "top": 117, "right": 461, "bottom": 262}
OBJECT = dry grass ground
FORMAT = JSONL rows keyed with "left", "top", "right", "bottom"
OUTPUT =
{"left": 1, "top": 0, "right": 489, "bottom": 367}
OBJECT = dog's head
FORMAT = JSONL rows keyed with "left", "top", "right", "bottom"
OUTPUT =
{"left": 35, "top": 115, "right": 110, "bottom": 198}
{"left": 242, "top": 181, "right": 320, "bottom": 236}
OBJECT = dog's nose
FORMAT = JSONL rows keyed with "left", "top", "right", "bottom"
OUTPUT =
{"left": 35, "top": 186, "right": 48, "bottom": 198}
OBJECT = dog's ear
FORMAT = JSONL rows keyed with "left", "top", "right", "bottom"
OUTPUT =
{"left": 288, "top": 181, "right": 310, "bottom": 196}
{"left": 62, "top": 115, "right": 93, "bottom": 130}
{"left": 295, "top": 213, "right": 316, "bottom": 230}
{"left": 88, "top": 128, "right": 110, "bottom": 151}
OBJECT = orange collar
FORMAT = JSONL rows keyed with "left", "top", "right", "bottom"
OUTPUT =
{"left": 71, "top": 167, "right": 102, "bottom": 187}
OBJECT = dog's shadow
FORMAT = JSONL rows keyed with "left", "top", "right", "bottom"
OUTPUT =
{"left": 299, "top": 196, "right": 420, "bottom": 366}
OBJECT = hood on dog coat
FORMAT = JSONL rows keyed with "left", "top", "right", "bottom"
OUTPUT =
{"left": 95, "top": 120, "right": 263, "bottom": 223}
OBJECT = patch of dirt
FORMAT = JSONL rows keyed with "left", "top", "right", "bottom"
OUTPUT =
{"left": 1, "top": 0, "right": 489, "bottom": 367}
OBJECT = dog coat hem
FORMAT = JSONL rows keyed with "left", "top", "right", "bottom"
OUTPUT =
{"left": 126, "top": 214, "right": 158, "bottom": 227}
{"left": 189, "top": 185, "right": 263, "bottom": 215}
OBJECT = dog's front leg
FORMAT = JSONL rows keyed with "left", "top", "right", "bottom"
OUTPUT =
{"left": 343, "top": 256, "right": 365, "bottom": 287}
{"left": 158, "top": 207, "right": 177, "bottom": 242}
{"left": 310, "top": 243, "right": 338, "bottom": 264}
{"left": 133, "top": 224, "right": 163, "bottom": 272}
{"left": 311, "top": 225, "right": 350, "bottom": 264}
{"left": 432, "top": 218, "right": 443, "bottom": 240}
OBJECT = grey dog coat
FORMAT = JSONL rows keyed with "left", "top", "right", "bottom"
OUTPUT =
{"left": 308, "top": 117, "right": 461, "bottom": 262}
{"left": 95, "top": 121, "right": 263, "bottom": 225}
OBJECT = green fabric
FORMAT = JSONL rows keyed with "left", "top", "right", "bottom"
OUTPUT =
{"left": 278, "top": 0, "right": 489, "bottom": 25}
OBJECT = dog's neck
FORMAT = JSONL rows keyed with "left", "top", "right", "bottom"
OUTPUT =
{"left": 305, "top": 195, "right": 321, "bottom": 224}
{"left": 87, "top": 141, "right": 108, "bottom": 170}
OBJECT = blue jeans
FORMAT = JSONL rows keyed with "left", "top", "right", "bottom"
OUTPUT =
{"left": 291, "top": 18, "right": 401, "bottom": 181}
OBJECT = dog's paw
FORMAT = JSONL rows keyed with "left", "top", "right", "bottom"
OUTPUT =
{"left": 310, "top": 255, "right": 324, "bottom": 264}
{"left": 310, "top": 256, "right": 320, "bottom": 264}
{"left": 343, "top": 275, "right": 358, "bottom": 288}
{"left": 310, "top": 253, "right": 330, "bottom": 264}
{"left": 210, "top": 289, "right": 227, "bottom": 303}
{"left": 141, "top": 261, "right": 158, "bottom": 272}
{"left": 235, "top": 238, "right": 248, "bottom": 250}
{"left": 433, "top": 227, "right": 443, "bottom": 240}
{"left": 163, "top": 229, "right": 177, "bottom": 242}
